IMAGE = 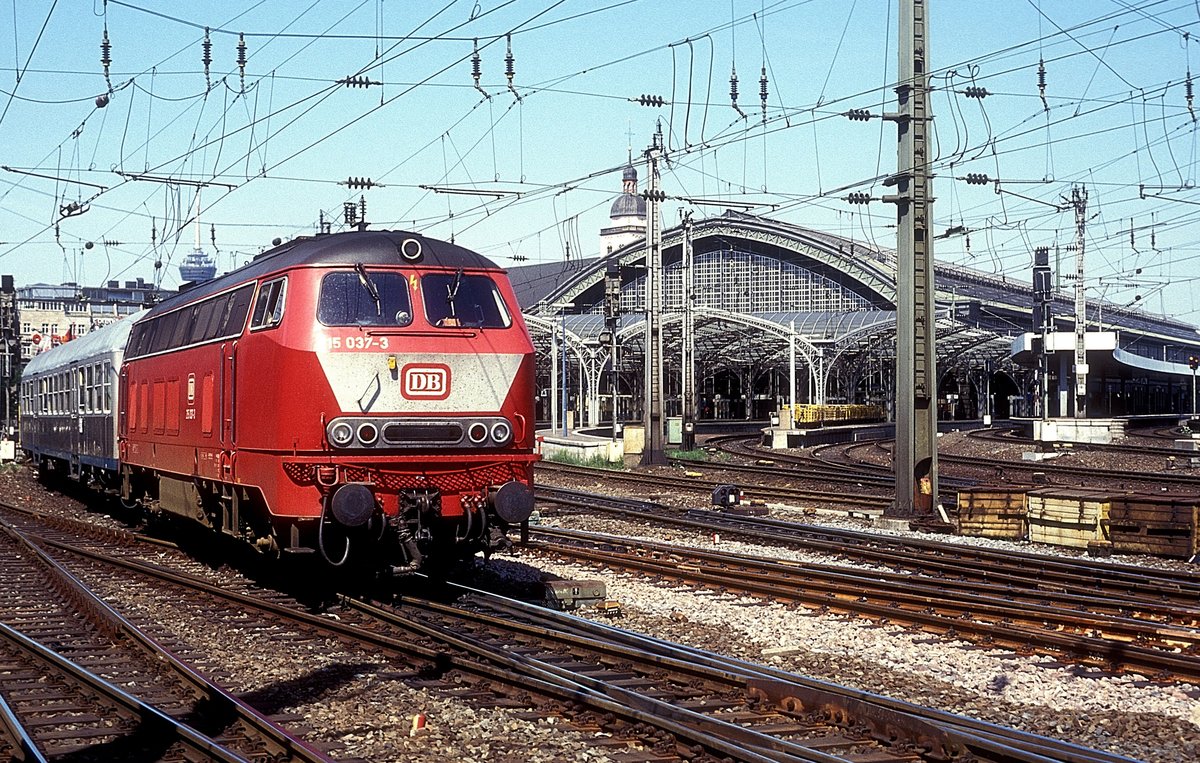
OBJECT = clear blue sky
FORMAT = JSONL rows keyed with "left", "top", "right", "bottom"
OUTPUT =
{"left": 3, "top": 1, "right": 1200, "bottom": 323}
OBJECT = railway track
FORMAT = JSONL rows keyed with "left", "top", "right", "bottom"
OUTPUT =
{"left": 697, "top": 435, "right": 966, "bottom": 507}
{"left": 533, "top": 486, "right": 1200, "bottom": 683}
{"left": 383, "top": 584, "right": 1141, "bottom": 763}
{"left": 0, "top": 499, "right": 1141, "bottom": 762}
{"left": 0, "top": 514, "right": 341, "bottom": 763}
{"left": 536, "top": 459, "right": 896, "bottom": 513}
{"left": 703, "top": 427, "right": 1200, "bottom": 496}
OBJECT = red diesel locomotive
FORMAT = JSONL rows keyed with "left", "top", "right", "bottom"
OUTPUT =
{"left": 27, "top": 230, "right": 537, "bottom": 572}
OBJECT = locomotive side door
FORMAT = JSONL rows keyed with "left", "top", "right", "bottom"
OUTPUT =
{"left": 219, "top": 341, "right": 237, "bottom": 473}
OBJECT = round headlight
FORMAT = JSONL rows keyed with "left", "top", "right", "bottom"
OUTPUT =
{"left": 330, "top": 421, "right": 354, "bottom": 447}
{"left": 357, "top": 422, "right": 379, "bottom": 446}
{"left": 467, "top": 422, "right": 488, "bottom": 444}
{"left": 400, "top": 237, "right": 423, "bottom": 261}
{"left": 490, "top": 421, "right": 512, "bottom": 445}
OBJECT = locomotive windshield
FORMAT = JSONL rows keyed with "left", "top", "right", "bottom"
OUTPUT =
{"left": 422, "top": 272, "right": 512, "bottom": 329}
{"left": 318, "top": 270, "right": 413, "bottom": 327}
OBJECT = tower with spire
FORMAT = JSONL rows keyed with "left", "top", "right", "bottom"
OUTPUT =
{"left": 178, "top": 189, "right": 217, "bottom": 285}
{"left": 599, "top": 154, "right": 647, "bottom": 255}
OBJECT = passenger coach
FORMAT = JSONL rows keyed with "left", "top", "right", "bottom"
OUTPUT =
{"left": 19, "top": 313, "right": 142, "bottom": 489}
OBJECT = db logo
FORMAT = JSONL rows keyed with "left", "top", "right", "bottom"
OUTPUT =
{"left": 401, "top": 363, "right": 451, "bottom": 400}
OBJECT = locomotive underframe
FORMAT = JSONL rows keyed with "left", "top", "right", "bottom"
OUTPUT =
{"left": 117, "top": 454, "right": 535, "bottom": 571}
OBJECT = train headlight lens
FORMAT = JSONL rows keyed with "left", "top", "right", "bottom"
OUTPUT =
{"left": 330, "top": 422, "right": 354, "bottom": 447}
{"left": 357, "top": 422, "right": 379, "bottom": 446}
{"left": 467, "top": 422, "right": 488, "bottom": 444}
{"left": 490, "top": 421, "right": 512, "bottom": 445}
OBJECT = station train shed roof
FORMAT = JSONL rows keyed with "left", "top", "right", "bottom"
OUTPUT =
{"left": 507, "top": 211, "right": 1200, "bottom": 381}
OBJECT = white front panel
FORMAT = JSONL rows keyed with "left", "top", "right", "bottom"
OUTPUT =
{"left": 317, "top": 351, "right": 524, "bottom": 413}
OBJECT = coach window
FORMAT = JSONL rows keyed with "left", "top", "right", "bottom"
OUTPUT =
{"left": 251, "top": 277, "right": 288, "bottom": 330}
{"left": 422, "top": 272, "right": 512, "bottom": 329}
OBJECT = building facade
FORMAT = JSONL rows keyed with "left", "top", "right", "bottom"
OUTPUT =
{"left": 15, "top": 278, "right": 159, "bottom": 361}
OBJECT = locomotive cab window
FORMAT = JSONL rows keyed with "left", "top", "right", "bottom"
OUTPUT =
{"left": 251, "top": 277, "right": 288, "bottom": 330}
{"left": 422, "top": 272, "right": 512, "bottom": 329}
{"left": 318, "top": 270, "right": 412, "bottom": 327}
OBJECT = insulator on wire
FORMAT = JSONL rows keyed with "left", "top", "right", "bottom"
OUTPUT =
{"left": 1187, "top": 71, "right": 1196, "bottom": 122}
{"left": 237, "top": 33, "right": 247, "bottom": 92}
{"left": 759, "top": 65, "right": 768, "bottom": 123}
{"left": 202, "top": 28, "right": 213, "bottom": 88}
{"left": 1038, "top": 58, "right": 1047, "bottom": 111}
{"left": 505, "top": 33, "right": 521, "bottom": 101}
{"left": 342, "top": 176, "right": 384, "bottom": 190}
{"left": 505, "top": 34, "right": 514, "bottom": 85}
{"left": 471, "top": 39, "right": 489, "bottom": 100}
{"left": 730, "top": 66, "right": 746, "bottom": 119}
{"left": 100, "top": 26, "right": 113, "bottom": 92}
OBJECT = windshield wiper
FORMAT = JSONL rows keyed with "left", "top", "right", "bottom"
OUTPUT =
{"left": 445, "top": 268, "right": 463, "bottom": 322}
{"left": 354, "top": 262, "right": 382, "bottom": 316}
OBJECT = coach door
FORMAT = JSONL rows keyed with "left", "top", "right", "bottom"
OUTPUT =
{"left": 69, "top": 362, "right": 81, "bottom": 473}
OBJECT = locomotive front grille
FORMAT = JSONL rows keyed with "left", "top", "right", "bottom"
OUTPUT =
{"left": 383, "top": 422, "right": 463, "bottom": 444}
{"left": 283, "top": 460, "right": 527, "bottom": 493}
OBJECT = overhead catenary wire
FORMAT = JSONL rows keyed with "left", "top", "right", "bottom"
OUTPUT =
{"left": 5, "top": 0, "right": 1200, "bottom": 324}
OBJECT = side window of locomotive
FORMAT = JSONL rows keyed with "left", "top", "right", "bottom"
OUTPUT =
{"left": 421, "top": 273, "right": 512, "bottom": 329}
{"left": 149, "top": 312, "right": 177, "bottom": 354}
{"left": 251, "top": 277, "right": 288, "bottom": 330}
{"left": 169, "top": 307, "right": 193, "bottom": 347}
{"left": 128, "top": 322, "right": 152, "bottom": 358}
{"left": 192, "top": 298, "right": 224, "bottom": 343}
{"left": 220, "top": 284, "right": 255, "bottom": 336}
{"left": 317, "top": 271, "right": 412, "bottom": 327}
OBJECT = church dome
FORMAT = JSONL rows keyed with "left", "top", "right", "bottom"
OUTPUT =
{"left": 610, "top": 192, "right": 646, "bottom": 219}
{"left": 623, "top": 165, "right": 638, "bottom": 183}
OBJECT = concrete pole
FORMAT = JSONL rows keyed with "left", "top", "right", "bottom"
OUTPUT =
{"left": 887, "top": 0, "right": 938, "bottom": 517}
{"left": 641, "top": 124, "right": 667, "bottom": 465}
{"left": 789, "top": 319, "right": 797, "bottom": 409}
{"left": 550, "top": 329, "right": 559, "bottom": 433}
{"left": 1071, "top": 186, "right": 1089, "bottom": 418}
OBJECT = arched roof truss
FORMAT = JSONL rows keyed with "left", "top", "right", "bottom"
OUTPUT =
{"left": 530, "top": 214, "right": 897, "bottom": 319}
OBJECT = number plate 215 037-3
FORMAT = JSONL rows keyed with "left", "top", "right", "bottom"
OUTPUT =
{"left": 326, "top": 336, "right": 391, "bottom": 350}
